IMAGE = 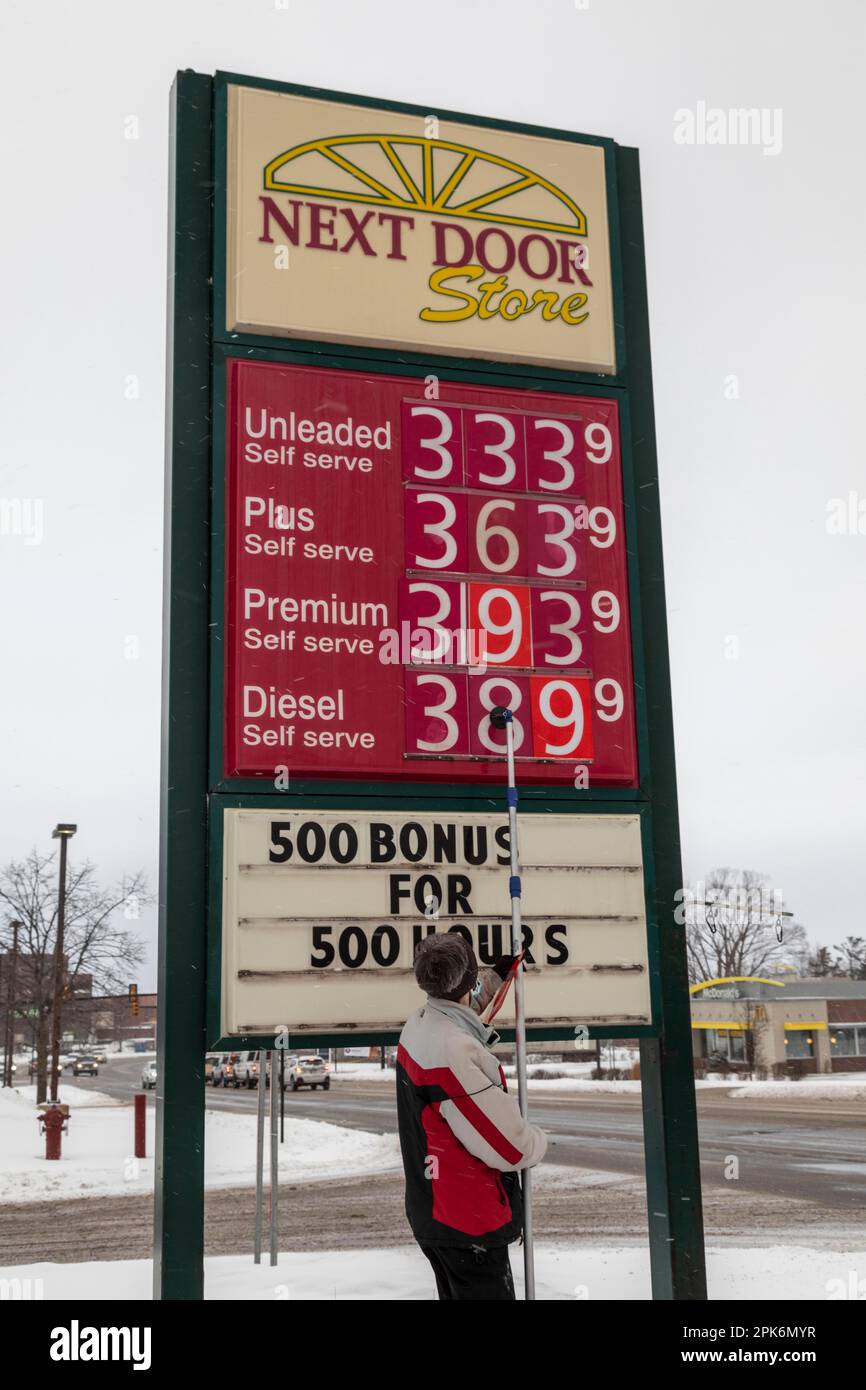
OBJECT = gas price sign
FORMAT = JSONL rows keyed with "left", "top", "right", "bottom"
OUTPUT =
{"left": 223, "top": 358, "right": 638, "bottom": 786}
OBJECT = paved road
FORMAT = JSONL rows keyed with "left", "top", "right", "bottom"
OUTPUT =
{"left": 3, "top": 1055, "right": 862, "bottom": 1265}
{"left": 73, "top": 1055, "right": 866, "bottom": 1214}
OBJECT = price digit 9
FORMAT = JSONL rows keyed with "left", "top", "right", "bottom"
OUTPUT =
{"left": 584, "top": 421, "right": 612, "bottom": 464}
{"left": 472, "top": 585, "right": 529, "bottom": 667}
{"left": 530, "top": 677, "right": 591, "bottom": 759}
{"left": 591, "top": 590, "right": 620, "bottom": 633}
{"left": 588, "top": 506, "right": 616, "bottom": 549}
{"left": 595, "top": 678, "right": 624, "bottom": 722}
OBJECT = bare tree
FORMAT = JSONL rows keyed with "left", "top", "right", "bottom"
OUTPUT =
{"left": 684, "top": 867, "right": 808, "bottom": 984}
{"left": 806, "top": 945, "right": 840, "bottom": 978}
{"left": 833, "top": 936, "right": 866, "bottom": 980}
{"left": 0, "top": 850, "right": 148, "bottom": 1101}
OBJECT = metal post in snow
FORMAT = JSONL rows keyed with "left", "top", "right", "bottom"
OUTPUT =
{"left": 269, "top": 1050, "right": 278, "bottom": 1265}
{"left": 279, "top": 1048, "right": 285, "bottom": 1143}
{"left": 489, "top": 706, "right": 535, "bottom": 1301}
{"left": 254, "top": 1051, "right": 267, "bottom": 1263}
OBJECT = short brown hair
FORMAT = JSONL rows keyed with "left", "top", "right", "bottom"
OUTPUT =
{"left": 413, "top": 933, "right": 478, "bottom": 1001}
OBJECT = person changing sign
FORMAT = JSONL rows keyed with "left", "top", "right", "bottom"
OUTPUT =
{"left": 396, "top": 934, "right": 547, "bottom": 1301}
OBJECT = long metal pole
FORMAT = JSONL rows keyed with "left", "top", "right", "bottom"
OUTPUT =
{"left": 49, "top": 837, "right": 69, "bottom": 1104}
{"left": 254, "top": 1051, "right": 267, "bottom": 1263}
{"left": 279, "top": 1048, "right": 285, "bottom": 1143}
{"left": 3, "top": 921, "right": 20, "bottom": 1088}
{"left": 269, "top": 1050, "right": 278, "bottom": 1265}
{"left": 499, "top": 710, "right": 535, "bottom": 1300}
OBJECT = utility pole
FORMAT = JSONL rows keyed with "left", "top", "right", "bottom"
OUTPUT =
{"left": 3, "top": 921, "right": 21, "bottom": 1086}
{"left": 49, "top": 824, "right": 77, "bottom": 1103}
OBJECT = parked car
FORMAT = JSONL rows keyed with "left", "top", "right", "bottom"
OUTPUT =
{"left": 285, "top": 1055, "right": 330, "bottom": 1091}
{"left": 72, "top": 1056, "right": 99, "bottom": 1077}
{"left": 211, "top": 1053, "right": 240, "bottom": 1087}
{"left": 141, "top": 1061, "right": 158, "bottom": 1090}
{"left": 232, "top": 1051, "right": 269, "bottom": 1089}
{"left": 204, "top": 1054, "right": 217, "bottom": 1084}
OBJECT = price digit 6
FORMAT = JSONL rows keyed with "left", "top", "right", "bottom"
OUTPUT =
{"left": 475, "top": 499, "right": 519, "bottom": 574}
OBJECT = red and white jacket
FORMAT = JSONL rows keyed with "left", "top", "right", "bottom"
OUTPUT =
{"left": 396, "top": 996, "right": 547, "bottom": 1248}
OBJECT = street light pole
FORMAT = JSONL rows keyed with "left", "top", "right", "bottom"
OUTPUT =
{"left": 49, "top": 824, "right": 77, "bottom": 1104}
{"left": 3, "top": 921, "right": 21, "bottom": 1087}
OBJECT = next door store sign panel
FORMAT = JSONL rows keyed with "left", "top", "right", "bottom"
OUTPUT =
{"left": 224, "top": 84, "right": 617, "bottom": 374}
{"left": 224, "top": 359, "right": 638, "bottom": 786}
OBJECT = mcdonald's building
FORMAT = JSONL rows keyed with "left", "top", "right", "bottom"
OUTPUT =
{"left": 690, "top": 977, "right": 866, "bottom": 1077}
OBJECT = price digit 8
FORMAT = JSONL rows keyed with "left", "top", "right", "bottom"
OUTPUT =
{"left": 477, "top": 677, "right": 525, "bottom": 752}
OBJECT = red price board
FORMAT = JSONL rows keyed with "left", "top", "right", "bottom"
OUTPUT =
{"left": 224, "top": 360, "right": 638, "bottom": 786}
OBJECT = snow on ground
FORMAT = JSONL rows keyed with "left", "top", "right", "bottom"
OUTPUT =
{"left": 0, "top": 1086, "right": 399, "bottom": 1204}
{"left": 336, "top": 1063, "right": 866, "bottom": 1100}
{"left": 727, "top": 1078, "right": 866, "bottom": 1103}
{"left": 11, "top": 1085, "right": 121, "bottom": 1109}
{"left": 3, "top": 1244, "right": 864, "bottom": 1301}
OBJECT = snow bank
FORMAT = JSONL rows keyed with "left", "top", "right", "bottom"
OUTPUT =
{"left": 727, "top": 1078, "right": 866, "bottom": 1103}
{"left": 0, "top": 1087, "right": 400, "bottom": 1205}
{"left": 10, "top": 1085, "right": 121, "bottom": 1109}
{"left": 3, "top": 1244, "right": 864, "bottom": 1301}
{"left": 316, "top": 1063, "right": 866, "bottom": 1100}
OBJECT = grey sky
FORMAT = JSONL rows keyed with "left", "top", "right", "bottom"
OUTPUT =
{"left": 2, "top": 0, "right": 864, "bottom": 987}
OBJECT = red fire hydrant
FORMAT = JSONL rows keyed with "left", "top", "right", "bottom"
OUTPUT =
{"left": 37, "top": 1103, "right": 69, "bottom": 1160}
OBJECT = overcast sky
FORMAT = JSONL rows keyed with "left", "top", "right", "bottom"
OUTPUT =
{"left": 2, "top": 0, "right": 864, "bottom": 988}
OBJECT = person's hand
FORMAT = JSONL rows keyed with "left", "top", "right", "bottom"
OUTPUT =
{"left": 492, "top": 954, "right": 520, "bottom": 980}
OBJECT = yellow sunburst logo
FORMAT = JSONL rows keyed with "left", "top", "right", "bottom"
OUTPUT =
{"left": 264, "top": 134, "right": 587, "bottom": 238}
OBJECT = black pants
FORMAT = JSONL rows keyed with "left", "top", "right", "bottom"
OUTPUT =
{"left": 419, "top": 1242, "right": 516, "bottom": 1301}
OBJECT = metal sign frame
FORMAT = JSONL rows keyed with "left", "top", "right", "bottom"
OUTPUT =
{"left": 158, "top": 69, "right": 705, "bottom": 1302}
{"left": 206, "top": 796, "right": 661, "bottom": 1050}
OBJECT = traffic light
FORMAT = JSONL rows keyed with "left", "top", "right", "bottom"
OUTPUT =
{"left": 128, "top": 983, "right": 139, "bottom": 1018}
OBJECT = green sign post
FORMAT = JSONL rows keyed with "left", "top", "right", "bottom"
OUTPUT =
{"left": 157, "top": 69, "right": 706, "bottom": 1300}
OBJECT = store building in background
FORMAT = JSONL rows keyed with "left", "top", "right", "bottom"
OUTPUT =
{"left": 690, "top": 977, "right": 866, "bottom": 1077}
